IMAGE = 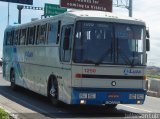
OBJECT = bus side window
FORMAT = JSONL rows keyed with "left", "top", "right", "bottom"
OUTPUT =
{"left": 56, "top": 21, "right": 61, "bottom": 44}
{"left": 48, "top": 22, "right": 58, "bottom": 45}
{"left": 36, "top": 25, "right": 40, "bottom": 45}
{"left": 27, "top": 27, "right": 35, "bottom": 45}
{"left": 6, "top": 32, "right": 12, "bottom": 45}
{"left": 20, "top": 29, "right": 27, "bottom": 45}
{"left": 13, "top": 30, "right": 19, "bottom": 45}
{"left": 60, "top": 25, "right": 73, "bottom": 62}
{"left": 37, "top": 24, "right": 47, "bottom": 45}
{"left": 10, "top": 30, "right": 14, "bottom": 45}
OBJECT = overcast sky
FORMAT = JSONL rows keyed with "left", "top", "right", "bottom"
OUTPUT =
{"left": 0, "top": 0, "right": 159, "bottom": 66}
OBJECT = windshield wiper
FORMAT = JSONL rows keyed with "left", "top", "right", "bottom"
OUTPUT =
{"left": 95, "top": 48, "right": 112, "bottom": 66}
{"left": 119, "top": 52, "right": 135, "bottom": 67}
{"left": 118, "top": 50, "right": 133, "bottom": 66}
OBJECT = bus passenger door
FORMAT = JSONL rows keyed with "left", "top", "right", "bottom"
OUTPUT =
{"left": 60, "top": 25, "right": 73, "bottom": 104}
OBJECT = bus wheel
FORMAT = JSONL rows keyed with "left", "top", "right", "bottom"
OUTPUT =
{"left": 105, "top": 104, "right": 117, "bottom": 110}
{"left": 49, "top": 78, "right": 60, "bottom": 106}
{"left": 10, "top": 70, "right": 17, "bottom": 90}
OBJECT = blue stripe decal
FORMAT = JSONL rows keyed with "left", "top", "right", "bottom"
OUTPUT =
{"left": 71, "top": 88, "right": 146, "bottom": 105}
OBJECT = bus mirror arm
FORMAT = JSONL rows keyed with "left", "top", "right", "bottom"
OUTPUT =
{"left": 146, "top": 28, "right": 150, "bottom": 38}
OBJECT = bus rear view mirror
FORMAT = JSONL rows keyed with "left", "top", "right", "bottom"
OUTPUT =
{"left": 146, "top": 39, "right": 150, "bottom": 51}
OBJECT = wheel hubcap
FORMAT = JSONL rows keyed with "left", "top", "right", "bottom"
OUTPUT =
{"left": 50, "top": 86, "right": 56, "bottom": 97}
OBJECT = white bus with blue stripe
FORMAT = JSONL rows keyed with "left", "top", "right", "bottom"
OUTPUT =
{"left": 2, "top": 10, "right": 150, "bottom": 108}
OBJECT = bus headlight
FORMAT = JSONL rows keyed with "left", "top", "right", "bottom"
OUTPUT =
{"left": 137, "top": 94, "right": 144, "bottom": 99}
{"left": 80, "top": 100, "right": 86, "bottom": 104}
{"left": 79, "top": 93, "right": 87, "bottom": 99}
{"left": 88, "top": 93, "right": 96, "bottom": 99}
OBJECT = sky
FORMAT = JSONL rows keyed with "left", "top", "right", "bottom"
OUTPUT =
{"left": 0, "top": 0, "right": 160, "bottom": 66}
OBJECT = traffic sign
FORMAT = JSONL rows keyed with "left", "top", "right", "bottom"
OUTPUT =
{"left": 44, "top": 3, "right": 67, "bottom": 16}
{"left": 0, "top": 0, "right": 33, "bottom": 5}
{"left": 60, "top": 0, "right": 112, "bottom": 12}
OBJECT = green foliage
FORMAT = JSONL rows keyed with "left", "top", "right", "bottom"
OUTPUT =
{"left": 0, "top": 108, "right": 10, "bottom": 119}
{"left": 147, "top": 75, "right": 160, "bottom": 79}
{"left": 147, "top": 66, "right": 160, "bottom": 79}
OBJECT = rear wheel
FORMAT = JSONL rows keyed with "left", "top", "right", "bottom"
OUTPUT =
{"left": 10, "top": 70, "right": 17, "bottom": 90}
{"left": 48, "top": 78, "right": 60, "bottom": 106}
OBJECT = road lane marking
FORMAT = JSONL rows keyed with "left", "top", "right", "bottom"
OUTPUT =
{"left": 119, "top": 104, "right": 152, "bottom": 113}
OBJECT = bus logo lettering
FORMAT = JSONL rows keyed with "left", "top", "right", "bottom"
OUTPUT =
{"left": 124, "top": 69, "right": 142, "bottom": 75}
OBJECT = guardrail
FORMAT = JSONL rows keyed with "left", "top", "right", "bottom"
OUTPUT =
{"left": 147, "top": 78, "right": 160, "bottom": 98}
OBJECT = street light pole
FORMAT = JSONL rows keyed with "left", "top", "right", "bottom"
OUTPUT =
{"left": 7, "top": 2, "right": 10, "bottom": 25}
{"left": 17, "top": 5, "right": 24, "bottom": 24}
{"left": 129, "top": 0, "right": 132, "bottom": 17}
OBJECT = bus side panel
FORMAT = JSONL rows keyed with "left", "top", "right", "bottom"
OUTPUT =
{"left": 14, "top": 46, "right": 62, "bottom": 97}
{"left": 60, "top": 64, "right": 72, "bottom": 104}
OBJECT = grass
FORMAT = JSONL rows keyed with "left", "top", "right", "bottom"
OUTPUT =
{"left": 147, "top": 74, "right": 160, "bottom": 79}
{"left": 0, "top": 108, "right": 10, "bottom": 119}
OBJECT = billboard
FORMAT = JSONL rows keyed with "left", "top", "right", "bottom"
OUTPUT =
{"left": 60, "top": 0, "right": 112, "bottom": 12}
{"left": 0, "top": 0, "right": 33, "bottom": 5}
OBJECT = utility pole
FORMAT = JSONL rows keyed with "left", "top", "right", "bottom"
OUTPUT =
{"left": 17, "top": 5, "right": 43, "bottom": 24}
{"left": 113, "top": 0, "right": 133, "bottom": 17}
{"left": 128, "top": 0, "right": 132, "bottom": 17}
{"left": 7, "top": 2, "right": 10, "bottom": 25}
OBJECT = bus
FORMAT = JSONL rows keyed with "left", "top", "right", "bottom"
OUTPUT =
{"left": 2, "top": 10, "right": 150, "bottom": 108}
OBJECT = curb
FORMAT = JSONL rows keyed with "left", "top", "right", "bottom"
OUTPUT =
{"left": 0, "top": 106, "right": 19, "bottom": 119}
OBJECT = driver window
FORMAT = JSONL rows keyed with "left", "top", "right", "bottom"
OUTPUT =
{"left": 60, "top": 25, "right": 73, "bottom": 62}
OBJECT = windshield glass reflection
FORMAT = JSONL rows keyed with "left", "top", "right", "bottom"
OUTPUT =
{"left": 73, "top": 21, "right": 145, "bottom": 66}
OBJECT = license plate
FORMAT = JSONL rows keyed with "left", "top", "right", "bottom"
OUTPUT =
{"left": 108, "top": 94, "right": 120, "bottom": 98}
{"left": 106, "top": 101, "right": 120, "bottom": 104}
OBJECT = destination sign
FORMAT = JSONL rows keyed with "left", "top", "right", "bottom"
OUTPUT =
{"left": 60, "top": 0, "right": 112, "bottom": 12}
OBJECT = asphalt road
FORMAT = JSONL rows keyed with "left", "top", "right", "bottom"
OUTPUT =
{"left": 0, "top": 68, "right": 160, "bottom": 119}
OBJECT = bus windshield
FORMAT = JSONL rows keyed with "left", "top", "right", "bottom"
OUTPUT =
{"left": 73, "top": 21, "right": 145, "bottom": 66}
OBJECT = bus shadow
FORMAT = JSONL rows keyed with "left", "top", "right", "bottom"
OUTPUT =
{"left": 0, "top": 85, "right": 141, "bottom": 118}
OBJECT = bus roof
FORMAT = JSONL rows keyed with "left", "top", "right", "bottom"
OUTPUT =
{"left": 6, "top": 10, "right": 146, "bottom": 29}
{"left": 66, "top": 10, "right": 145, "bottom": 25}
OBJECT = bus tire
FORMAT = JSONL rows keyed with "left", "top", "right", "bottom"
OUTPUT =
{"left": 10, "top": 69, "right": 17, "bottom": 90}
{"left": 48, "top": 77, "right": 60, "bottom": 106}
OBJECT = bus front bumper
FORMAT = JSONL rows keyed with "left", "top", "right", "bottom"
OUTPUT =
{"left": 71, "top": 88, "right": 146, "bottom": 105}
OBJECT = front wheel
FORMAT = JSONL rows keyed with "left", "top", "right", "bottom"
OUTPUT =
{"left": 48, "top": 79, "right": 61, "bottom": 106}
